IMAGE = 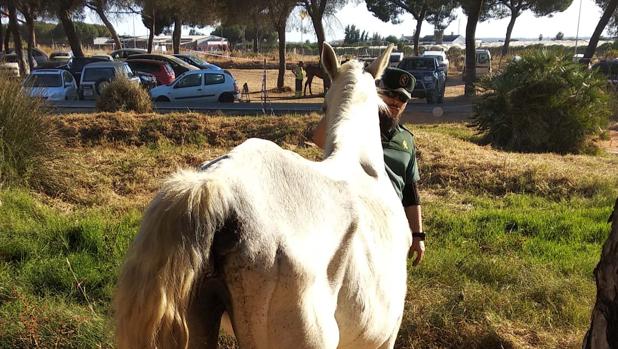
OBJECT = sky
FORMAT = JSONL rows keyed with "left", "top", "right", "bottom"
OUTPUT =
{"left": 86, "top": 0, "right": 607, "bottom": 42}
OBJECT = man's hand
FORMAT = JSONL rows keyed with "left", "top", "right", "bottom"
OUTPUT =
{"left": 409, "top": 237, "right": 425, "bottom": 266}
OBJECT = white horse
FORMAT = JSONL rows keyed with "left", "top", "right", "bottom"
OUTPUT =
{"left": 114, "top": 43, "right": 412, "bottom": 349}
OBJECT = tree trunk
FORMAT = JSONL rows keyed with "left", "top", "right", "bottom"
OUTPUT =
{"left": 172, "top": 17, "right": 181, "bottom": 54}
{"left": 413, "top": 14, "right": 423, "bottom": 56}
{"left": 7, "top": 0, "right": 25, "bottom": 76}
{"left": 147, "top": 9, "right": 155, "bottom": 53}
{"left": 57, "top": 8, "right": 84, "bottom": 57}
{"left": 582, "top": 198, "right": 618, "bottom": 349}
{"left": 3, "top": 22, "right": 10, "bottom": 53}
{"left": 24, "top": 12, "right": 35, "bottom": 71}
{"left": 0, "top": 11, "right": 4, "bottom": 54}
{"left": 94, "top": 5, "right": 122, "bottom": 50}
{"left": 584, "top": 0, "right": 618, "bottom": 59}
{"left": 464, "top": 0, "right": 483, "bottom": 96}
{"left": 501, "top": 10, "right": 519, "bottom": 57}
{"left": 276, "top": 25, "right": 286, "bottom": 90}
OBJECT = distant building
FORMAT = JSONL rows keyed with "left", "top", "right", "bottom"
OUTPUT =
{"left": 95, "top": 35, "right": 229, "bottom": 52}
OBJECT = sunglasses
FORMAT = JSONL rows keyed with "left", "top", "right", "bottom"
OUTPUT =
{"left": 379, "top": 90, "right": 409, "bottom": 103}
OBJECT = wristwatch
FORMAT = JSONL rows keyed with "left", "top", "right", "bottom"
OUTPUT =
{"left": 412, "top": 232, "right": 426, "bottom": 241}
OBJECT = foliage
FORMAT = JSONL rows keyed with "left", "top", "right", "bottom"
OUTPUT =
{"left": 95, "top": 78, "right": 153, "bottom": 113}
{"left": 0, "top": 75, "right": 59, "bottom": 187}
{"left": 555, "top": 31, "right": 564, "bottom": 40}
{"left": 50, "top": 21, "right": 110, "bottom": 44}
{"left": 471, "top": 50, "right": 611, "bottom": 154}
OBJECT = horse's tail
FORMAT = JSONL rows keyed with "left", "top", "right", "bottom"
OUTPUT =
{"left": 114, "top": 169, "right": 231, "bottom": 349}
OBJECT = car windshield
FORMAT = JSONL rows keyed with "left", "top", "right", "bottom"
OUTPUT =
{"left": 82, "top": 68, "right": 115, "bottom": 82}
{"left": 188, "top": 55, "right": 207, "bottom": 65}
{"left": 400, "top": 58, "right": 435, "bottom": 70}
{"left": 24, "top": 74, "right": 62, "bottom": 87}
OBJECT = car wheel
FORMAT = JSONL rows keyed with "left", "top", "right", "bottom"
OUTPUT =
{"left": 95, "top": 79, "right": 111, "bottom": 95}
{"left": 218, "top": 92, "right": 235, "bottom": 103}
{"left": 155, "top": 96, "right": 170, "bottom": 102}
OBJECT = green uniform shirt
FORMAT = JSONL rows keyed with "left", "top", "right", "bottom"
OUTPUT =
{"left": 381, "top": 124, "right": 420, "bottom": 206}
{"left": 295, "top": 66, "right": 304, "bottom": 80}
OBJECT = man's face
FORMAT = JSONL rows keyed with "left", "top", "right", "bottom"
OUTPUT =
{"left": 380, "top": 93, "right": 408, "bottom": 119}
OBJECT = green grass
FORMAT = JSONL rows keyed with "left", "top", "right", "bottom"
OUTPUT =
{"left": 0, "top": 189, "right": 140, "bottom": 348}
{"left": 0, "top": 117, "right": 616, "bottom": 348}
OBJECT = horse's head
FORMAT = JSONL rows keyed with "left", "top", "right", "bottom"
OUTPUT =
{"left": 319, "top": 43, "right": 394, "bottom": 177}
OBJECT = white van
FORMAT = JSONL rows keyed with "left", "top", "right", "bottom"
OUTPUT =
{"left": 475, "top": 49, "right": 491, "bottom": 76}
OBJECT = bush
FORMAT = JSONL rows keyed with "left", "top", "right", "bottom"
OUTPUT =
{"left": 470, "top": 51, "right": 611, "bottom": 154}
{"left": 0, "top": 75, "right": 58, "bottom": 186}
{"left": 95, "top": 78, "right": 152, "bottom": 113}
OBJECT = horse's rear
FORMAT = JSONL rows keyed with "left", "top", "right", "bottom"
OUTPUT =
{"left": 114, "top": 43, "right": 411, "bottom": 349}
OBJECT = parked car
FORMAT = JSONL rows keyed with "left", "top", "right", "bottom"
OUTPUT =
{"left": 92, "top": 54, "right": 114, "bottom": 61}
{"left": 127, "top": 54, "right": 197, "bottom": 76}
{"left": 110, "top": 48, "right": 147, "bottom": 60}
{"left": 397, "top": 56, "right": 446, "bottom": 104}
{"left": 22, "top": 69, "right": 78, "bottom": 100}
{"left": 4, "top": 47, "right": 48, "bottom": 65}
{"left": 149, "top": 69, "right": 239, "bottom": 103}
{"left": 136, "top": 72, "right": 158, "bottom": 90}
{"left": 78, "top": 61, "right": 140, "bottom": 100}
{"left": 389, "top": 52, "right": 404, "bottom": 68}
{"left": 0, "top": 54, "right": 33, "bottom": 76}
{"left": 49, "top": 51, "right": 73, "bottom": 61}
{"left": 592, "top": 59, "right": 618, "bottom": 89}
{"left": 422, "top": 50, "right": 449, "bottom": 77}
{"left": 173, "top": 54, "right": 222, "bottom": 70}
{"left": 126, "top": 59, "right": 175, "bottom": 85}
{"left": 62, "top": 56, "right": 111, "bottom": 85}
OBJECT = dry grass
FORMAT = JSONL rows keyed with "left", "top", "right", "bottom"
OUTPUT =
{"left": 40, "top": 113, "right": 618, "bottom": 211}
{"left": 415, "top": 125, "right": 618, "bottom": 199}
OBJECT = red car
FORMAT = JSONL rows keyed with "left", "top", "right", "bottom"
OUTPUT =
{"left": 126, "top": 59, "right": 175, "bottom": 85}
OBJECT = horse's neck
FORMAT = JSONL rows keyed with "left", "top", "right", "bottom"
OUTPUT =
{"left": 324, "top": 106, "right": 384, "bottom": 178}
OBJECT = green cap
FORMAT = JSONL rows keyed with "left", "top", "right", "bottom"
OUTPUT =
{"left": 379, "top": 68, "right": 415, "bottom": 101}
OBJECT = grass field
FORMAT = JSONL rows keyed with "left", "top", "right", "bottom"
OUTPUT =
{"left": 1, "top": 113, "right": 617, "bottom": 348}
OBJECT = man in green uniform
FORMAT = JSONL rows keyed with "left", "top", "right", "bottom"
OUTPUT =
{"left": 312, "top": 67, "right": 425, "bottom": 266}
{"left": 294, "top": 61, "right": 305, "bottom": 98}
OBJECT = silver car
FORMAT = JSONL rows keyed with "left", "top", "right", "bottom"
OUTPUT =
{"left": 23, "top": 69, "right": 78, "bottom": 101}
{"left": 79, "top": 61, "right": 140, "bottom": 100}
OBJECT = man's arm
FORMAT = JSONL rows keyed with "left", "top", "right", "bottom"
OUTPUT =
{"left": 405, "top": 204, "right": 425, "bottom": 266}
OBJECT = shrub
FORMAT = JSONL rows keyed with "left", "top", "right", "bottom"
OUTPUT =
{"left": 95, "top": 78, "right": 152, "bottom": 113}
{"left": 0, "top": 74, "right": 59, "bottom": 186}
{"left": 471, "top": 51, "right": 611, "bottom": 154}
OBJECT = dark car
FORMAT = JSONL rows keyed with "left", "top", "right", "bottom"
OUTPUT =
{"left": 127, "top": 54, "right": 197, "bottom": 76}
{"left": 173, "top": 54, "right": 222, "bottom": 70}
{"left": 110, "top": 48, "right": 147, "bottom": 60}
{"left": 4, "top": 47, "right": 48, "bottom": 65}
{"left": 126, "top": 59, "right": 175, "bottom": 85}
{"left": 592, "top": 60, "right": 618, "bottom": 89}
{"left": 62, "top": 56, "right": 111, "bottom": 85}
{"left": 397, "top": 56, "right": 446, "bottom": 104}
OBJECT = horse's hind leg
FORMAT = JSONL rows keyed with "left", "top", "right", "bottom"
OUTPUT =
{"left": 187, "top": 278, "right": 229, "bottom": 349}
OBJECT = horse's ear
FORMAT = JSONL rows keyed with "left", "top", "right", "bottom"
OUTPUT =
{"left": 321, "top": 42, "right": 339, "bottom": 80}
{"left": 365, "top": 44, "right": 394, "bottom": 80}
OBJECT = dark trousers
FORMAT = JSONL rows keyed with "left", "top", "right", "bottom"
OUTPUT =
{"left": 295, "top": 79, "right": 303, "bottom": 97}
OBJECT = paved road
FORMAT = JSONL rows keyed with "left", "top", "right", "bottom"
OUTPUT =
{"left": 47, "top": 100, "right": 474, "bottom": 123}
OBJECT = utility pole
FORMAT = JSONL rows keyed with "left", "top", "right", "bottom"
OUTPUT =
{"left": 574, "top": 0, "right": 583, "bottom": 56}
